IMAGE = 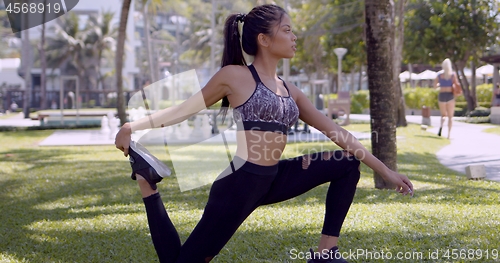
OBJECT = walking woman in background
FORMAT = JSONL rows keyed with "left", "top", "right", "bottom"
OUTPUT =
{"left": 115, "top": 4, "right": 414, "bottom": 263}
{"left": 434, "top": 58, "right": 461, "bottom": 139}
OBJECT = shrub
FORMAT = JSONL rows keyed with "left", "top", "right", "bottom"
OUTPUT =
{"left": 475, "top": 83, "right": 493, "bottom": 102}
{"left": 403, "top": 87, "right": 439, "bottom": 110}
{"left": 467, "top": 106, "right": 490, "bottom": 117}
{"left": 350, "top": 90, "right": 369, "bottom": 114}
{"left": 402, "top": 84, "right": 493, "bottom": 113}
{"left": 319, "top": 92, "right": 369, "bottom": 114}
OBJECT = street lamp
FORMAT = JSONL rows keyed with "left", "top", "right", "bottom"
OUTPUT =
{"left": 334, "top": 48, "right": 348, "bottom": 91}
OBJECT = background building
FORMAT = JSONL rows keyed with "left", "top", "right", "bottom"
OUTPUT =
{"left": 1, "top": 0, "right": 139, "bottom": 111}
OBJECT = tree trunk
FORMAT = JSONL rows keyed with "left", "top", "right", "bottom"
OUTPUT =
{"left": 143, "top": 1, "right": 157, "bottom": 83}
{"left": 365, "top": 0, "right": 397, "bottom": 190}
{"left": 470, "top": 61, "right": 477, "bottom": 108}
{"left": 393, "top": 0, "right": 407, "bottom": 127}
{"left": 40, "top": 0, "right": 47, "bottom": 110}
{"left": 22, "top": 15, "right": 32, "bottom": 118}
{"left": 454, "top": 61, "right": 475, "bottom": 111}
{"left": 115, "top": 0, "right": 132, "bottom": 125}
{"left": 96, "top": 49, "right": 104, "bottom": 93}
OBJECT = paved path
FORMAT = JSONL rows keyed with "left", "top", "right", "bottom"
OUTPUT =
{"left": 0, "top": 112, "right": 40, "bottom": 127}
{"left": 349, "top": 114, "right": 500, "bottom": 182}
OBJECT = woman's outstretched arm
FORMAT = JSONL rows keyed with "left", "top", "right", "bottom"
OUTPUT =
{"left": 115, "top": 66, "right": 235, "bottom": 155}
{"left": 433, "top": 77, "right": 439, "bottom": 89}
{"left": 288, "top": 83, "right": 414, "bottom": 196}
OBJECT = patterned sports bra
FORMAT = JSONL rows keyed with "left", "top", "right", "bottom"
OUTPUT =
{"left": 232, "top": 65, "right": 300, "bottom": 134}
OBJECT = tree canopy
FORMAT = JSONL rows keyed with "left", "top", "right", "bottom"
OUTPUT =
{"left": 404, "top": 0, "right": 499, "bottom": 67}
{"left": 404, "top": 0, "right": 500, "bottom": 109}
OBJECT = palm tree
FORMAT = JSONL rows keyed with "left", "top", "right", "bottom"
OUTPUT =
{"left": 86, "top": 11, "right": 118, "bottom": 94}
{"left": 39, "top": 0, "right": 47, "bottom": 110}
{"left": 21, "top": 14, "right": 32, "bottom": 118}
{"left": 140, "top": 0, "right": 163, "bottom": 83}
{"left": 115, "top": 0, "right": 132, "bottom": 125}
{"left": 365, "top": 0, "right": 397, "bottom": 189}
{"left": 45, "top": 12, "right": 118, "bottom": 107}
{"left": 45, "top": 13, "right": 86, "bottom": 94}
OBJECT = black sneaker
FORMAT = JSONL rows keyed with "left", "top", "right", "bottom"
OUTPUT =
{"left": 438, "top": 127, "right": 442, "bottom": 137}
{"left": 307, "top": 247, "right": 349, "bottom": 263}
{"left": 128, "top": 141, "right": 171, "bottom": 190}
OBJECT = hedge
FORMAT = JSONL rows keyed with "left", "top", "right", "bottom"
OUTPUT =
{"left": 342, "top": 84, "right": 494, "bottom": 115}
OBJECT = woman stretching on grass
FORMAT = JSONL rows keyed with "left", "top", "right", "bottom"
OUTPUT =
{"left": 115, "top": 4, "right": 414, "bottom": 263}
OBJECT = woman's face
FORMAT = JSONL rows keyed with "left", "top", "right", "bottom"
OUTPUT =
{"left": 267, "top": 14, "right": 297, "bottom": 59}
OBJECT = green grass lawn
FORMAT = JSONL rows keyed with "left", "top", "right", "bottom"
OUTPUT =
{"left": 1, "top": 124, "right": 499, "bottom": 263}
{"left": 483, "top": 125, "right": 500, "bottom": 136}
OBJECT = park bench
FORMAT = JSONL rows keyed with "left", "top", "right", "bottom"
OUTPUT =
{"left": 35, "top": 110, "right": 116, "bottom": 127}
{"left": 327, "top": 91, "right": 351, "bottom": 126}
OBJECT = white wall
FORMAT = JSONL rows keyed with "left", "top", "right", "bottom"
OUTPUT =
{"left": 0, "top": 58, "right": 25, "bottom": 90}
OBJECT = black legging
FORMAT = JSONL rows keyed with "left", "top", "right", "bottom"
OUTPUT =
{"left": 142, "top": 150, "right": 360, "bottom": 263}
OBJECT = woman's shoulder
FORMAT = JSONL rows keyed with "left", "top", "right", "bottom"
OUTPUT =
{"left": 214, "top": 65, "right": 252, "bottom": 87}
{"left": 218, "top": 65, "right": 249, "bottom": 76}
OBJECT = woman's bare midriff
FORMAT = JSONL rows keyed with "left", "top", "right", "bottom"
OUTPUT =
{"left": 439, "top": 86, "right": 453, "bottom": 92}
{"left": 234, "top": 130, "right": 287, "bottom": 166}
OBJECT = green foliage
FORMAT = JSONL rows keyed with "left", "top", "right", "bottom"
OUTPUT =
{"left": 0, "top": 10, "right": 20, "bottom": 58}
{"left": 45, "top": 10, "right": 117, "bottom": 91}
{"left": 350, "top": 90, "right": 370, "bottom": 114}
{"left": 455, "top": 84, "right": 493, "bottom": 112}
{"left": 402, "top": 85, "right": 493, "bottom": 117}
{"left": 171, "top": 0, "right": 254, "bottom": 70}
{"left": 483, "top": 126, "right": 500, "bottom": 135}
{"left": 475, "top": 83, "right": 494, "bottom": 103}
{"left": 290, "top": 0, "right": 365, "bottom": 75}
{"left": 467, "top": 107, "right": 490, "bottom": 117}
{"left": 323, "top": 0, "right": 365, "bottom": 73}
{"left": 404, "top": 0, "right": 499, "bottom": 65}
{"left": 106, "top": 97, "right": 117, "bottom": 108}
{"left": 321, "top": 91, "right": 369, "bottom": 114}
{"left": 209, "top": 99, "right": 223, "bottom": 109}
{"left": 88, "top": 100, "right": 96, "bottom": 108}
{"left": 403, "top": 87, "right": 439, "bottom": 109}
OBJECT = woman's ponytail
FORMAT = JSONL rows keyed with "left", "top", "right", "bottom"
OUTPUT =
{"left": 219, "top": 13, "right": 247, "bottom": 121}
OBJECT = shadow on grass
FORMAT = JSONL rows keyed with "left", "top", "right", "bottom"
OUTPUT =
{"left": 1, "top": 146, "right": 499, "bottom": 262}
{"left": 413, "top": 134, "right": 443, "bottom": 140}
{"left": 1, "top": 148, "right": 78, "bottom": 162}
{"left": 201, "top": 222, "right": 500, "bottom": 262}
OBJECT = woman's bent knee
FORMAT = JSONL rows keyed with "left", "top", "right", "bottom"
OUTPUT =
{"left": 325, "top": 150, "right": 361, "bottom": 178}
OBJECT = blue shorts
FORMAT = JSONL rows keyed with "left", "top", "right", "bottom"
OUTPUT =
{"left": 438, "top": 92, "right": 454, "bottom": 102}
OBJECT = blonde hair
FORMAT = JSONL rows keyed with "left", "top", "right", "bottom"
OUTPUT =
{"left": 442, "top": 58, "right": 452, "bottom": 79}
